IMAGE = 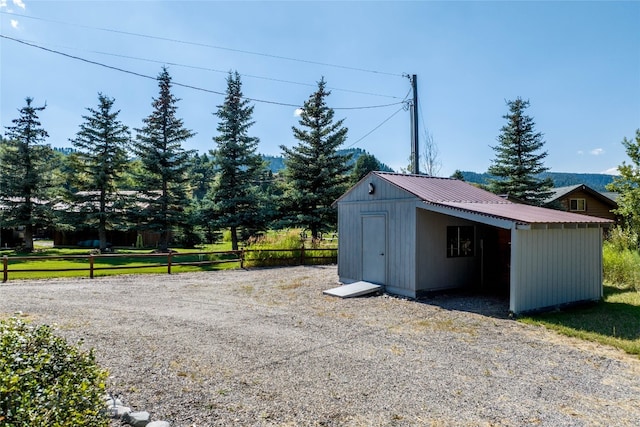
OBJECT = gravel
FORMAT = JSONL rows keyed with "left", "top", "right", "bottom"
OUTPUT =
{"left": 1, "top": 265, "right": 639, "bottom": 426}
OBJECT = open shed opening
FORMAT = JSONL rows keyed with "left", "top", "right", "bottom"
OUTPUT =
{"left": 415, "top": 209, "right": 511, "bottom": 299}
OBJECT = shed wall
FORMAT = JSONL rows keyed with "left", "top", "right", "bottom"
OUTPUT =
{"left": 415, "top": 209, "right": 478, "bottom": 292}
{"left": 337, "top": 175, "right": 418, "bottom": 296}
{"left": 510, "top": 227, "right": 603, "bottom": 313}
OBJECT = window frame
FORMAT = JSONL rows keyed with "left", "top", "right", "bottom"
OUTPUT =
{"left": 569, "top": 198, "right": 586, "bottom": 212}
{"left": 446, "top": 225, "right": 475, "bottom": 258}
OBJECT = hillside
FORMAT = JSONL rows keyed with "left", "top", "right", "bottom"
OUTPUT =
{"left": 460, "top": 171, "right": 616, "bottom": 192}
{"left": 262, "top": 148, "right": 394, "bottom": 174}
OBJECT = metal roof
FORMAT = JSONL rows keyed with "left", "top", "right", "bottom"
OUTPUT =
{"left": 374, "top": 172, "right": 613, "bottom": 225}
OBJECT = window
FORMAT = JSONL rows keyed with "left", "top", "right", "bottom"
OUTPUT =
{"left": 569, "top": 198, "right": 586, "bottom": 211}
{"left": 447, "top": 226, "right": 474, "bottom": 258}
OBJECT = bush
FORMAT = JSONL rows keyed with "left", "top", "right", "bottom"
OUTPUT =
{"left": 0, "top": 317, "right": 109, "bottom": 427}
{"left": 606, "top": 226, "right": 638, "bottom": 252}
{"left": 242, "top": 229, "right": 337, "bottom": 267}
{"left": 603, "top": 242, "right": 640, "bottom": 292}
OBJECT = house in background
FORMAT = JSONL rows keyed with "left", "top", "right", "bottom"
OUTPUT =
{"left": 544, "top": 184, "right": 618, "bottom": 222}
{"left": 334, "top": 172, "right": 613, "bottom": 314}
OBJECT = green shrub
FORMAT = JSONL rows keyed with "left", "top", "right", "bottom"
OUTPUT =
{"left": 603, "top": 242, "right": 640, "bottom": 292}
{"left": 242, "top": 229, "right": 337, "bottom": 267}
{"left": 0, "top": 317, "right": 109, "bottom": 427}
{"left": 606, "top": 226, "right": 638, "bottom": 252}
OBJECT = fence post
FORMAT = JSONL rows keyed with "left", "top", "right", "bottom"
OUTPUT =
{"left": 240, "top": 248, "right": 244, "bottom": 269}
{"left": 300, "top": 244, "right": 305, "bottom": 265}
{"left": 3, "top": 255, "right": 8, "bottom": 283}
{"left": 167, "top": 252, "right": 172, "bottom": 275}
{"left": 89, "top": 254, "right": 94, "bottom": 279}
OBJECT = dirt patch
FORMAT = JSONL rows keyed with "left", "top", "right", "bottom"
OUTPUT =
{"left": 1, "top": 266, "right": 639, "bottom": 426}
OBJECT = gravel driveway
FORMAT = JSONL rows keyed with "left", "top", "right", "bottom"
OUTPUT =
{"left": 1, "top": 265, "right": 639, "bottom": 426}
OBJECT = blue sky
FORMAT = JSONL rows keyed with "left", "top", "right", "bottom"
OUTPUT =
{"left": 1, "top": 1, "right": 639, "bottom": 177}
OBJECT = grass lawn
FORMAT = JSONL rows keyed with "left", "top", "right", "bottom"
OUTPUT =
{"left": 1, "top": 240, "right": 336, "bottom": 280}
{"left": 1, "top": 241, "right": 240, "bottom": 280}
{"left": 520, "top": 285, "right": 640, "bottom": 357}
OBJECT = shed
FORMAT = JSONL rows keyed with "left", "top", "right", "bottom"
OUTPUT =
{"left": 334, "top": 172, "right": 613, "bottom": 314}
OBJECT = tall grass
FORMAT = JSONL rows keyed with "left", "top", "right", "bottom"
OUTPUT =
{"left": 243, "top": 229, "right": 337, "bottom": 267}
{"left": 603, "top": 226, "right": 640, "bottom": 292}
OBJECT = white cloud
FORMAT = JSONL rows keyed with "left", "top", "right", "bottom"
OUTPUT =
{"left": 10, "top": 18, "right": 18, "bottom": 28}
{"left": 590, "top": 148, "right": 605, "bottom": 155}
{"left": 13, "top": 0, "right": 25, "bottom": 9}
{"left": 0, "top": 1, "right": 7, "bottom": 9}
{"left": 602, "top": 167, "right": 620, "bottom": 175}
{"left": 577, "top": 150, "right": 584, "bottom": 155}
{"left": 294, "top": 108, "right": 303, "bottom": 117}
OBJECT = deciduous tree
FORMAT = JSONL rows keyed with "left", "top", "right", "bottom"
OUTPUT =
{"left": 607, "top": 129, "right": 640, "bottom": 231}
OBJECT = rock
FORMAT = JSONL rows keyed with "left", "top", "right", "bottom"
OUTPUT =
{"left": 122, "top": 410, "right": 151, "bottom": 427}
{"left": 105, "top": 396, "right": 124, "bottom": 407}
{"left": 147, "top": 421, "right": 171, "bottom": 427}
{"left": 106, "top": 404, "right": 131, "bottom": 419}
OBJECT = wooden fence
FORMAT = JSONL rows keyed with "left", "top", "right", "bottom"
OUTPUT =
{"left": 1, "top": 246, "right": 337, "bottom": 282}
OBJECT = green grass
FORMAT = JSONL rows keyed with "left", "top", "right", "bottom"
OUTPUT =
{"left": 1, "top": 240, "right": 241, "bottom": 280}
{"left": 0, "top": 237, "right": 335, "bottom": 280}
{"left": 520, "top": 285, "right": 640, "bottom": 357}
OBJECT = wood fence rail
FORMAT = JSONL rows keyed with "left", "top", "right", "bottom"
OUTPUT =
{"left": 1, "top": 246, "right": 337, "bottom": 282}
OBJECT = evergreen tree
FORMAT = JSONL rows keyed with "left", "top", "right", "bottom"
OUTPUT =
{"left": 488, "top": 97, "right": 553, "bottom": 205}
{"left": 351, "top": 153, "right": 380, "bottom": 184}
{"left": 450, "top": 170, "right": 465, "bottom": 181}
{"left": 607, "top": 129, "right": 640, "bottom": 231}
{"left": 0, "top": 97, "right": 55, "bottom": 251}
{"left": 280, "top": 77, "right": 351, "bottom": 239}
{"left": 205, "top": 71, "right": 268, "bottom": 250}
{"left": 189, "top": 152, "right": 215, "bottom": 201}
{"left": 68, "top": 93, "right": 131, "bottom": 250}
{"left": 133, "top": 67, "right": 195, "bottom": 251}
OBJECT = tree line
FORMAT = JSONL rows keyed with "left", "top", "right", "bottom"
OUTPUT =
{"left": 0, "top": 68, "right": 387, "bottom": 252}
{"left": 3, "top": 67, "right": 639, "bottom": 253}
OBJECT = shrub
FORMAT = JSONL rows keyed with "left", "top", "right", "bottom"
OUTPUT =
{"left": 606, "top": 226, "right": 638, "bottom": 252}
{"left": 242, "top": 229, "right": 337, "bottom": 267}
{"left": 603, "top": 242, "right": 640, "bottom": 292}
{"left": 0, "top": 317, "right": 109, "bottom": 427}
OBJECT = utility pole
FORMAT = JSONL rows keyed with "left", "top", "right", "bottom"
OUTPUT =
{"left": 410, "top": 74, "right": 419, "bottom": 174}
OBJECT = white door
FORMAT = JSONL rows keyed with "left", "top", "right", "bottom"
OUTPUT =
{"left": 362, "top": 215, "right": 387, "bottom": 284}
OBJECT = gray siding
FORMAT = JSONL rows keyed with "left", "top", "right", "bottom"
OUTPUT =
{"left": 337, "top": 176, "right": 418, "bottom": 295}
{"left": 415, "top": 209, "right": 477, "bottom": 292}
{"left": 510, "top": 227, "right": 603, "bottom": 313}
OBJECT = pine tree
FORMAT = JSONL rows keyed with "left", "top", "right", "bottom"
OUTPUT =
{"left": 488, "top": 97, "right": 553, "bottom": 205}
{"left": 280, "top": 77, "right": 351, "bottom": 239}
{"left": 351, "top": 153, "right": 380, "bottom": 185}
{"left": 69, "top": 93, "right": 131, "bottom": 250}
{"left": 0, "top": 97, "right": 55, "bottom": 251}
{"left": 450, "top": 170, "right": 465, "bottom": 181}
{"left": 206, "top": 71, "right": 268, "bottom": 251}
{"left": 606, "top": 129, "right": 640, "bottom": 231}
{"left": 133, "top": 67, "right": 195, "bottom": 251}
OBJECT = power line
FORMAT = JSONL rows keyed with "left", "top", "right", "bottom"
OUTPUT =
{"left": 1, "top": 11, "right": 404, "bottom": 78}
{"left": 14, "top": 38, "right": 402, "bottom": 100}
{"left": 345, "top": 106, "right": 407, "bottom": 148}
{"left": 1, "top": 35, "right": 406, "bottom": 111}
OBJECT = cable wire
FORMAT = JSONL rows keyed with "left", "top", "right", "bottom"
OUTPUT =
{"left": 23, "top": 39, "right": 402, "bottom": 99}
{"left": 1, "top": 11, "right": 403, "bottom": 77}
{"left": 1, "top": 34, "right": 406, "bottom": 110}
{"left": 344, "top": 106, "right": 406, "bottom": 148}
